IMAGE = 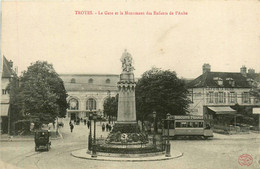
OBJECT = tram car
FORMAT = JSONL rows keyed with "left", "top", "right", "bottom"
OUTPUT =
{"left": 162, "top": 115, "right": 213, "bottom": 139}
{"left": 35, "top": 130, "right": 51, "bottom": 151}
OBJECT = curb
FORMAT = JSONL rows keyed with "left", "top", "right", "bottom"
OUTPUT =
{"left": 0, "top": 129, "right": 63, "bottom": 142}
{"left": 71, "top": 149, "right": 183, "bottom": 162}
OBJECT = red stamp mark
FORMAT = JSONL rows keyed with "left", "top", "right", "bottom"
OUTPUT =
{"left": 238, "top": 154, "right": 253, "bottom": 166}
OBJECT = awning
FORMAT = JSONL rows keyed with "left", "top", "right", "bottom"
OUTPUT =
{"left": 208, "top": 106, "right": 236, "bottom": 115}
{"left": 1, "top": 104, "right": 9, "bottom": 116}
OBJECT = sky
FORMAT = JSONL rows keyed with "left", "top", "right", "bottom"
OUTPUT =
{"left": 1, "top": 1, "right": 260, "bottom": 79}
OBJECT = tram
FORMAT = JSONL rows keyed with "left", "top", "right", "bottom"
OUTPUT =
{"left": 162, "top": 115, "right": 213, "bottom": 139}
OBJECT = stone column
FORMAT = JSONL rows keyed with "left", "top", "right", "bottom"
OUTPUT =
{"left": 117, "top": 73, "right": 136, "bottom": 123}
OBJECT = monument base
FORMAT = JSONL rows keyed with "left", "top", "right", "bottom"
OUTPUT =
{"left": 112, "top": 122, "right": 140, "bottom": 133}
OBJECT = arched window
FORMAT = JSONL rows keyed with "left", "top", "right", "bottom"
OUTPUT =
{"left": 86, "top": 98, "right": 97, "bottom": 110}
{"left": 106, "top": 79, "right": 110, "bottom": 84}
{"left": 69, "top": 98, "right": 79, "bottom": 110}
{"left": 71, "top": 78, "right": 76, "bottom": 83}
{"left": 88, "top": 78, "right": 93, "bottom": 84}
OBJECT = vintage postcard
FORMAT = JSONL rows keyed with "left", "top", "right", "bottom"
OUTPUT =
{"left": 1, "top": 0, "right": 260, "bottom": 169}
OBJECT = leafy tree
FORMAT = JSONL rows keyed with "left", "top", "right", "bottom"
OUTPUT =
{"left": 135, "top": 67, "right": 191, "bottom": 130}
{"left": 103, "top": 95, "right": 118, "bottom": 124}
{"left": 19, "top": 61, "right": 68, "bottom": 128}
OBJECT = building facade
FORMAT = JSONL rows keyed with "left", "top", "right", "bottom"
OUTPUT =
{"left": 1, "top": 56, "right": 15, "bottom": 133}
{"left": 59, "top": 74, "right": 119, "bottom": 120}
{"left": 187, "top": 64, "right": 260, "bottom": 120}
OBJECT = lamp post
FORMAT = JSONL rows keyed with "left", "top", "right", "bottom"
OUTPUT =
{"left": 165, "top": 113, "right": 171, "bottom": 157}
{"left": 91, "top": 112, "right": 97, "bottom": 158}
{"left": 88, "top": 111, "right": 93, "bottom": 151}
{"left": 153, "top": 111, "right": 156, "bottom": 145}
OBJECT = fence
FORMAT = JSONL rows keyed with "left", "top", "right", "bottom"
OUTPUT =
{"left": 213, "top": 124, "right": 250, "bottom": 134}
{"left": 95, "top": 134, "right": 166, "bottom": 154}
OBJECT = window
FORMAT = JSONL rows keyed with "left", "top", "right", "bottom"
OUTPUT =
{"left": 207, "top": 92, "right": 214, "bottom": 103}
{"left": 88, "top": 78, "right": 93, "bottom": 84}
{"left": 215, "top": 92, "right": 218, "bottom": 103}
{"left": 69, "top": 98, "right": 79, "bottom": 110}
{"left": 71, "top": 78, "right": 76, "bottom": 83}
{"left": 199, "top": 122, "right": 204, "bottom": 127}
{"left": 218, "top": 92, "right": 226, "bottom": 103}
{"left": 169, "top": 121, "right": 175, "bottom": 129}
{"left": 86, "top": 98, "right": 96, "bottom": 110}
{"left": 214, "top": 77, "right": 223, "bottom": 86}
{"left": 181, "top": 122, "right": 187, "bottom": 127}
{"left": 106, "top": 79, "right": 110, "bottom": 84}
{"left": 176, "top": 122, "right": 181, "bottom": 128}
{"left": 242, "top": 92, "right": 250, "bottom": 104}
{"left": 2, "top": 89, "right": 8, "bottom": 95}
{"left": 228, "top": 92, "right": 236, "bottom": 103}
{"left": 247, "top": 79, "right": 254, "bottom": 86}
{"left": 226, "top": 78, "right": 235, "bottom": 87}
{"left": 193, "top": 122, "right": 199, "bottom": 128}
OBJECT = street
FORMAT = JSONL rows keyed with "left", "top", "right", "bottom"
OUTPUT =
{"left": 0, "top": 120, "right": 259, "bottom": 169}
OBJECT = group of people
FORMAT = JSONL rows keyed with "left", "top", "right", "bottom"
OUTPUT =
{"left": 69, "top": 118, "right": 113, "bottom": 133}
{"left": 102, "top": 123, "right": 112, "bottom": 132}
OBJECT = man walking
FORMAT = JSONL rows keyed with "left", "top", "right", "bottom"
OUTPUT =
{"left": 70, "top": 123, "right": 74, "bottom": 133}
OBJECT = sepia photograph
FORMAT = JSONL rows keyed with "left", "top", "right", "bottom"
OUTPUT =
{"left": 1, "top": 0, "right": 260, "bottom": 169}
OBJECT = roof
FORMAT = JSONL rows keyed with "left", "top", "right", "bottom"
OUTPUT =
{"left": 187, "top": 71, "right": 251, "bottom": 88}
{"left": 2, "top": 56, "right": 13, "bottom": 78}
{"left": 246, "top": 73, "right": 260, "bottom": 82}
{"left": 59, "top": 73, "right": 119, "bottom": 77}
{"left": 208, "top": 106, "right": 236, "bottom": 115}
{"left": 64, "top": 83, "right": 117, "bottom": 92}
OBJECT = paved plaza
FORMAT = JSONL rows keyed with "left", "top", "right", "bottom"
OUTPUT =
{"left": 0, "top": 120, "right": 260, "bottom": 169}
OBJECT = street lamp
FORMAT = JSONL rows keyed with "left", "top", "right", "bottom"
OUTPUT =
{"left": 88, "top": 111, "right": 93, "bottom": 151}
{"left": 91, "top": 112, "right": 97, "bottom": 158}
{"left": 165, "top": 113, "right": 171, "bottom": 157}
{"left": 153, "top": 111, "right": 156, "bottom": 145}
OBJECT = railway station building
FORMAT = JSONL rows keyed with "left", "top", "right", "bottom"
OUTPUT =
{"left": 59, "top": 74, "right": 119, "bottom": 121}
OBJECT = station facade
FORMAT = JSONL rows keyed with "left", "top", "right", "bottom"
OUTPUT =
{"left": 59, "top": 74, "right": 119, "bottom": 121}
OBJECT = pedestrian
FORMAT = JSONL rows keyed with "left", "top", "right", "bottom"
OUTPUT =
{"left": 108, "top": 124, "right": 112, "bottom": 132}
{"left": 70, "top": 123, "right": 74, "bottom": 133}
{"left": 106, "top": 123, "right": 109, "bottom": 132}
{"left": 102, "top": 123, "right": 105, "bottom": 132}
{"left": 87, "top": 120, "right": 90, "bottom": 129}
{"left": 84, "top": 119, "right": 87, "bottom": 125}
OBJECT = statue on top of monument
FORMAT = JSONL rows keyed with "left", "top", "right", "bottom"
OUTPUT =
{"left": 120, "top": 49, "right": 134, "bottom": 72}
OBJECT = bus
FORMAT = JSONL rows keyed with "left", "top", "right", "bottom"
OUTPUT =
{"left": 162, "top": 115, "right": 213, "bottom": 139}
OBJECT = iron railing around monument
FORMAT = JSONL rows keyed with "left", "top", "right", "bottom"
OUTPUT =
{"left": 95, "top": 134, "right": 166, "bottom": 154}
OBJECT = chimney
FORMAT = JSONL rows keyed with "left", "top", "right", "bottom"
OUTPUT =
{"left": 240, "top": 65, "right": 247, "bottom": 77}
{"left": 9, "top": 60, "right": 13, "bottom": 68}
{"left": 202, "top": 63, "right": 211, "bottom": 74}
{"left": 248, "top": 68, "right": 255, "bottom": 74}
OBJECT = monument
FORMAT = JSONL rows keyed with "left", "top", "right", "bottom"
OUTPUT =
{"left": 105, "top": 49, "right": 146, "bottom": 144}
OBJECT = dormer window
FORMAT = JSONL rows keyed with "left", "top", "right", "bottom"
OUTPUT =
{"left": 226, "top": 78, "right": 235, "bottom": 87}
{"left": 247, "top": 78, "right": 254, "bottom": 86}
{"left": 213, "top": 77, "right": 223, "bottom": 86}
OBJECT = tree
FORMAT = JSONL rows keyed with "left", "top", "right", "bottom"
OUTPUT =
{"left": 135, "top": 67, "right": 191, "bottom": 128}
{"left": 103, "top": 95, "right": 118, "bottom": 124}
{"left": 19, "top": 61, "right": 68, "bottom": 128}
